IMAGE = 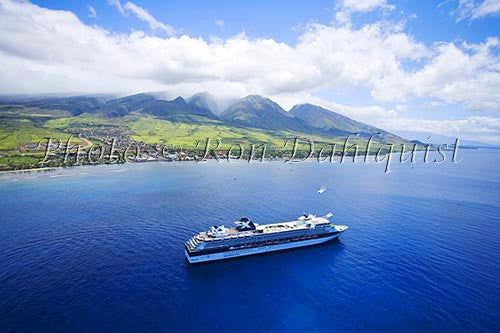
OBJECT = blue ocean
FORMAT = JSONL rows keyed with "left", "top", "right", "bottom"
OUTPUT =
{"left": 0, "top": 149, "right": 499, "bottom": 332}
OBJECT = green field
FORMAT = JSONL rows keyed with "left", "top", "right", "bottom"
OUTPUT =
{"left": 0, "top": 117, "right": 90, "bottom": 149}
{"left": 43, "top": 113, "right": 357, "bottom": 150}
{"left": 0, "top": 106, "right": 408, "bottom": 170}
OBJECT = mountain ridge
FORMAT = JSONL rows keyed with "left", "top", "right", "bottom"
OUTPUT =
{"left": 289, "top": 103, "right": 391, "bottom": 138}
{"left": 0, "top": 92, "right": 407, "bottom": 143}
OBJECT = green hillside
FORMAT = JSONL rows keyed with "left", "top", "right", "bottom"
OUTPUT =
{"left": 0, "top": 92, "right": 412, "bottom": 170}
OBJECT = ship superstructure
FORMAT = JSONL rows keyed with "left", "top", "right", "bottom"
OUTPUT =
{"left": 185, "top": 213, "right": 348, "bottom": 263}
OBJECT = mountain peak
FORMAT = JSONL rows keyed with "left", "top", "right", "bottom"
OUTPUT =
{"left": 235, "top": 95, "right": 285, "bottom": 113}
{"left": 189, "top": 91, "right": 214, "bottom": 100}
{"left": 173, "top": 96, "right": 187, "bottom": 105}
{"left": 241, "top": 94, "right": 271, "bottom": 102}
{"left": 220, "top": 95, "right": 311, "bottom": 131}
{"left": 243, "top": 94, "right": 265, "bottom": 99}
{"left": 188, "top": 92, "right": 218, "bottom": 114}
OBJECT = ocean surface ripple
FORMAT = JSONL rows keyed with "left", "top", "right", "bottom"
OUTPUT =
{"left": 0, "top": 150, "right": 499, "bottom": 332}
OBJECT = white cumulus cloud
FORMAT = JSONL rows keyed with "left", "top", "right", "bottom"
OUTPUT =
{"left": 0, "top": 0, "right": 499, "bottom": 142}
{"left": 372, "top": 38, "right": 500, "bottom": 111}
{"left": 0, "top": 0, "right": 497, "bottom": 111}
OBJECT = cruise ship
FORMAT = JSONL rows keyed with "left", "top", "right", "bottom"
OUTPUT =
{"left": 185, "top": 213, "right": 348, "bottom": 263}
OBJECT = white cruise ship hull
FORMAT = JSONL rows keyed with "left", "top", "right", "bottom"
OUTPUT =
{"left": 185, "top": 233, "right": 340, "bottom": 263}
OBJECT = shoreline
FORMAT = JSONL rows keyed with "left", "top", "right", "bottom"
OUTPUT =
{"left": 0, "top": 145, "right": 490, "bottom": 176}
{"left": 0, "top": 166, "right": 58, "bottom": 174}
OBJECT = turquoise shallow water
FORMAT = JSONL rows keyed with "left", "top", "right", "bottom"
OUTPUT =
{"left": 0, "top": 149, "right": 499, "bottom": 332}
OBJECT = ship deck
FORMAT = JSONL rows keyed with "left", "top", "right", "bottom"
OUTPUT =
{"left": 195, "top": 218, "right": 334, "bottom": 243}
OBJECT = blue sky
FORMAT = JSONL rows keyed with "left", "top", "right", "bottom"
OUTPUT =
{"left": 1, "top": 0, "right": 499, "bottom": 143}
{"left": 31, "top": 0, "right": 499, "bottom": 44}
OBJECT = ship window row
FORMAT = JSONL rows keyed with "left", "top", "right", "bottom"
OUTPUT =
{"left": 202, "top": 231, "right": 325, "bottom": 248}
{"left": 231, "top": 234, "right": 321, "bottom": 248}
